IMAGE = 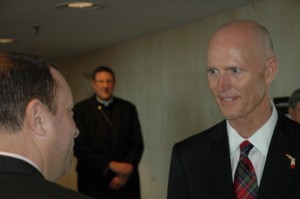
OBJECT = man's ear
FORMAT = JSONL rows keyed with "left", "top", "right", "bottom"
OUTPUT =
{"left": 264, "top": 56, "right": 278, "bottom": 84}
{"left": 25, "top": 99, "right": 47, "bottom": 136}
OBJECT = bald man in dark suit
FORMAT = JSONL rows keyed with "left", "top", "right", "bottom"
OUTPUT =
{"left": 168, "top": 20, "right": 300, "bottom": 199}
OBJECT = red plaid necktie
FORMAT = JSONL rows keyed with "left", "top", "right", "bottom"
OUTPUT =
{"left": 234, "top": 140, "right": 258, "bottom": 199}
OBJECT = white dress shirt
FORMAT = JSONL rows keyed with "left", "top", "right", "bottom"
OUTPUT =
{"left": 227, "top": 103, "right": 278, "bottom": 186}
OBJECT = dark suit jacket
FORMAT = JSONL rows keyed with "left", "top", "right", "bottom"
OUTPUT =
{"left": 167, "top": 111, "right": 300, "bottom": 199}
{"left": 0, "top": 155, "right": 93, "bottom": 199}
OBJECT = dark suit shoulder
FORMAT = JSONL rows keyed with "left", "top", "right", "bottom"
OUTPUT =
{"left": 0, "top": 171, "right": 94, "bottom": 199}
{"left": 74, "top": 95, "right": 96, "bottom": 108}
{"left": 168, "top": 120, "right": 234, "bottom": 199}
{"left": 75, "top": 96, "right": 136, "bottom": 109}
{"left": 276, "top": 111, "right": 300, "bottom": 143}
{"left": 113, "top": 97, "right": 137, "bottom": 109}
{"left": 37, "top": 180, "right": 94, "bottom": 199}
{"left": 173, "top": 120, "right": 227, "bottom": 162}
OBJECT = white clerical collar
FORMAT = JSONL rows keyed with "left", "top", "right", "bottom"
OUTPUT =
{"left": 227, "top": 101, "right": 278, "bottom": 157}
{"left": 0, "top": 151, "right": 40, "bottom": 171}
{"left": 96, "top": 97, "right": 114, "bottom": 107}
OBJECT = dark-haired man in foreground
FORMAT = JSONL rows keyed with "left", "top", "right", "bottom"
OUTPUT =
{"left": 0, "top": 52, "right": 93, "bottom": 199}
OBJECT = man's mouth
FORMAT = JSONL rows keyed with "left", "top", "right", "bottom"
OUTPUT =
{"left": 223, "top": 98, "right": 233, "bottom": 102}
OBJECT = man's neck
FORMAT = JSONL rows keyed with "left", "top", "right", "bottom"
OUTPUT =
{"left": 96, "top": 96, "right": 113, "bottom": 106}
{"left": 228, "top": 102, "right": 273, "bottom": 138}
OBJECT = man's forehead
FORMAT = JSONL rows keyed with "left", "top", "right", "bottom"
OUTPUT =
{"left": 95, "top": 72, "right": 114, "bottom": 80}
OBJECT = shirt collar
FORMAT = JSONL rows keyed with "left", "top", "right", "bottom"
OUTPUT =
{"left": 227, "top": 101, "right": 278, "bottom": 156}
{"left": 96, "top": 96, "right": 114, "bottom": 107}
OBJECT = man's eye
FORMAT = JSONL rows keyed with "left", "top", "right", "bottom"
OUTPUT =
{"left": 207, "top": 68, "right": 218, "bottom": 75}
{"left": 231, "top": 67, "right": 241, "bottom": 73}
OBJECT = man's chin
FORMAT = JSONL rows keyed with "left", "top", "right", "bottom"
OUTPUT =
{"left": 220, "top": 109, "right": 240, "bottom": 120}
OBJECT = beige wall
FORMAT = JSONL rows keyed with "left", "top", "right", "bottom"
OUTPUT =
{"left": 56, "top": 0, "right": 300, "bottom": 198}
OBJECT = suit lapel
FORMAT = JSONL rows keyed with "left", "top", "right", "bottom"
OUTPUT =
{"left": 207, "top": 121, "right": 236, "bottom": 199}
{"left": 258, "top": 113, "right": 299, "bottom": 198}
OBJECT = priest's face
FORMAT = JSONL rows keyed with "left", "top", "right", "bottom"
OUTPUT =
{"left": 92, "top": 71, "right": 115, "bottom": 101}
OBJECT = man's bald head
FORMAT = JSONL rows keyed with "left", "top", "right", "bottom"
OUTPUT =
{"left": 208, "top": 20, "right": 274, "bottom": 63}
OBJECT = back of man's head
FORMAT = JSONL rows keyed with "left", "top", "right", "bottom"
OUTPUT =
{"left": 289, "top": 88, "right": 300, "bottom": 109}
{"left": 0, "top": 52, "right": 56, "bottom": 133}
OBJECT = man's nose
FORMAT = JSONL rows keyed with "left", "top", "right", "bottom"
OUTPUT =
{"left": 217, "top": 74, "right": 231, "bottom": 92}
{"left": 74, "top": 127, "right": 80, "bottom": 138}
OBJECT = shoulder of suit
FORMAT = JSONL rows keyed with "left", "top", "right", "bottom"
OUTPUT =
{"left": 277, "top": 111, "right": 300, "bottom": 140}
{"left": 74, "top": 95, "right": 97, "bottom": 107}
{"left": 74, "top": 96, "right": 137, "bottom": 111}
{"left": 113, "top": 97, "right": 136, "bottom": 108}
{"left": 43, "top": 180, "right": 94, "bottom": 198}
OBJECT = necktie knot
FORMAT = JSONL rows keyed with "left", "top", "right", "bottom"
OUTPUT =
{"left": 240, "top": 140, "right": 253, "bottom": 157}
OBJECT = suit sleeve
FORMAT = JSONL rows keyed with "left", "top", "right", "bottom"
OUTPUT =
{"left": 167, "top": 144, "right": 190, "bottom": 199}
{"left": 124, "top": 105, "right": 144, "bottom": 167}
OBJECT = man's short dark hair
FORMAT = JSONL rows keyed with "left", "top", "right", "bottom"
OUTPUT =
{"left": 289, "top": 88, "right": 300, "bottom": 109}
{"left": 92, "top": 66, "right": 115, "bottom": 81}
{"left": 0, "top": 52, "right": 56, "bottom": 132}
